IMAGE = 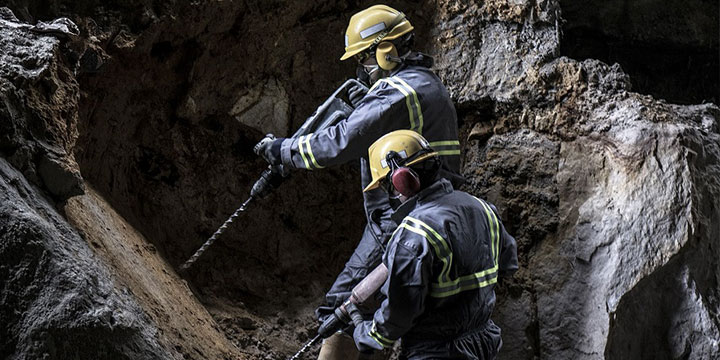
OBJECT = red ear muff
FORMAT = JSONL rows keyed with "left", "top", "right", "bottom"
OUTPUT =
{"left": 391, "top": 167, "right": 421, "bottom": 197}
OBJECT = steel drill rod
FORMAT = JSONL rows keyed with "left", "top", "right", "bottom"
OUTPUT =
{"left": 180, "top": 196, "right": 254, "bottom": 270}
{"left": 288, "top": 334, "right": 321, "bottom": 360}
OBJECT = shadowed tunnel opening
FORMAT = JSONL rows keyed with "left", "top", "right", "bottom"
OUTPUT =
{"left": 560, "top": 0, "right": 719, "bottom": 105}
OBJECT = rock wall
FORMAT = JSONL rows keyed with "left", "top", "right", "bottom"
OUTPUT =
{"left": 0, "top": 157, "right": 169, "bottom": 359}
{"left": 0, "top": 8, "right": 84, "bottom": 200}
{"left": 427, "top": 0, "right": 720, "bottom": 358}
{"left": 1, "top": 1, "right": 719, "bottom": 359}
{"left": 0, "top": 11, "right": 243, "bottom": 360}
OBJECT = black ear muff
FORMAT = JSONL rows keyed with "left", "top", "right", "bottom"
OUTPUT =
{"left": 376, "top": 41, "right": 399, "bottom": 71}
{"left": 391, "top": 166, "right": 421, "bottom": 197}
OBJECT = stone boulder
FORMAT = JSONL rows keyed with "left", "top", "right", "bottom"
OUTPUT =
{"left": 429, "top": 0, "right": 720, "bottom": 358}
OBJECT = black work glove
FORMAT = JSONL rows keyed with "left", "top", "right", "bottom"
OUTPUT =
{"left": 253, "top": 133, "right": 283, "bottom": 166}
{"left": 348, "top": 82, "right": 368, "bottom": 108}
{"left": 249, "top": 168, "right": 275, "bottom": 198}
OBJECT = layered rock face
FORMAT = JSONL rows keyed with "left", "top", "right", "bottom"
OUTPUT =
{"left": 429, "top": 0, "right": 720, "bottom": 358}
{"left": 0, "top": 11, "right": 244, "bottom": 360}
{"left": 1, "top": 1, "right": 719, "bottom": 359}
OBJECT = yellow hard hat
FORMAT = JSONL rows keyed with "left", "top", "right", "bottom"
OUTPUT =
{"left": 364, "top": 130, "right": 437, "bottom": 192}
{"left": 340, "top": 5, "right": 414, "bottom": 61}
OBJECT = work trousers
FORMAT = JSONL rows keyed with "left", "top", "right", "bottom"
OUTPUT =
{"left": 401, "top": 321, "right": 502, "bottom": 360}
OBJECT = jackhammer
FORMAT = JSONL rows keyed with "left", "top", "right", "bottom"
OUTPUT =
{"left": 289, "top": 263, "right": 389, "bottom": 360}
{"left": 180, "top": 79, "right": 368, "bottom": 271}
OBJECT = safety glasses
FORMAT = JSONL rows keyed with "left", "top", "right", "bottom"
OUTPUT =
{"left": 355, "top": 51, "right": 372, "bottom": 64}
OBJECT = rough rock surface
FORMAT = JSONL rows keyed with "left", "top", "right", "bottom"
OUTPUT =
{"left": 429, "top": 0, "right": 720, "bottom": 358}
{"left": 1, "top": 10, "right": 243, "bottom": 360}
{"left": 0, "top": 9, "right": 84, "bottom": 200}
{"left": 64, "top": 187, "right": 243, "bottom": 359}
{"left": 0, "top": 157, "right": 170, "bottom": 359}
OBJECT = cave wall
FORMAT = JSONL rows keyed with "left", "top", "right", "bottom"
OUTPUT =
{"left": 2, "top": 0, "right": 720, "bottom": 359}
{"left": 427, "top": 0, "right": 720, "bottom": 358}
{"left": 0, "top": 157, "right": 171, "bottom": 359}
{"left": 1, "top": 12, "right": 245, "bottom": 359}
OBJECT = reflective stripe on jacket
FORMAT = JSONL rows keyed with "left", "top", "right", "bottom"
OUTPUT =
{"left": 279, "top": 64, "right": 464, "bottom": 234}
{"left": 353, "top": 179, "right": 519, "bottom": 356}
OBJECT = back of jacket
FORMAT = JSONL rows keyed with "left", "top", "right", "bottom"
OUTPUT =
{"left": 279, "top": 62, "right": 463, "bottom": 237}
{"left": 353, "top": 179, "right": 519, "bottom": 354}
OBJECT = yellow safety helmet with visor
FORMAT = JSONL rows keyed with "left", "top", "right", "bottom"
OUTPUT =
{"left": 340, "top": 5, "right": 414, "bottom": 62}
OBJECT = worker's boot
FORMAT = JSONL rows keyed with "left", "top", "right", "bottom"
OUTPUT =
{"left": 317, "top": 333, "right": 359, "bottom": 360}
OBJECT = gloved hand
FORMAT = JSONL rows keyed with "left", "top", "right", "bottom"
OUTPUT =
{"left": 348, "top": 82, "right": 368, "bottom": 108}
{"left": 270, "top": 164, "right": 290, "bottom": 178}
{"left": 253, "top": 133, "right": 283, "bottom": 166}
{"left": 352, "top": 319, "right": 382, "bottom": 353}
{"left": 249, "top": 167, "right": 287, "bottom": 199}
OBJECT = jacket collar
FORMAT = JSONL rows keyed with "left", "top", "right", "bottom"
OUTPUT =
{"left": 391, "top": 178, "right": 454, "bottom": 224}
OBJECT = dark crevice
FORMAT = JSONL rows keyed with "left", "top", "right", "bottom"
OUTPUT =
{"left": 561, "top": 27, "right": 719, "bottom": 105}
{"left": 560, "top": 0, "right": 719, "bottom": 105}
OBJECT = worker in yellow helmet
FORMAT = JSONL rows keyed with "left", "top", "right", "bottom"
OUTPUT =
{"left": 348, "top": 130, "right": 518, "bottom": 359}
{"left": 254, "top": 6, "right": 464, "bottom": 358}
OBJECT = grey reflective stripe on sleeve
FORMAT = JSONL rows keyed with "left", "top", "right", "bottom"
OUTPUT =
{"left": 429, "top": 140, "right": 461, "bottom": 156}
{"left": 370, "top": 76, "right": 424, "bottom": 134}
{"left": 475, "top": 197, "right": 500, "bottom": 266}
{"left": 401, "top": 207, "right": 500, "bottom": 298}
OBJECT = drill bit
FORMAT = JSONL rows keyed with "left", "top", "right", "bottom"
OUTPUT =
{"left": 180, "top": 196, "right": 253, "bottom": 270}
{"left": 288, "top": 334, "right": 320, "bottom": 360}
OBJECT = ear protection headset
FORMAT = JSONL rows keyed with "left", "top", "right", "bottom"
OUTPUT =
{"left": 369, "top": 12, "right": 407, "bottom": 71}
{"left": 384, "top": 148, "right": 432, "bottom": 197}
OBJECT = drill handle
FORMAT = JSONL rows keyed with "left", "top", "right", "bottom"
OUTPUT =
{"left": 350, "top": 263, "right": 389, "bottom": 305}
{"left": 250, "top": 167, "right": 286, "bottom": 198}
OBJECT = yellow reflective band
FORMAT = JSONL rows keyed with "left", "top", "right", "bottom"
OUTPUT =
{"left": 429, "top": 140, "right": 460, "bottom": 147}
{"left": 431, "top": 275, "right": 498, "bottom": 298}
{"left": 402, "top": 201, "right": 502, "bottom": 298}
{"left": 392, "top": 77, "right": 424, "bottom": 135}
{"left": 369, "top": 331, "right": 394, "bottom": 347}
{"left": 475, "top": 197, "right": 499, "bottom": 266}
{"left": 369, "top": 332, "right": 387, "bottom": 348}
{"left": 383, "top": 78, "right": 416, "bottom": 131}
{"left": 369, "top": 321, "right": 395, "bottom": 347}
{"left": 397, "top": 207, "right": 501, "bottom": 299}
{"left": 429, "top": 262, "right": 499, "bottom": 298}
{"left": 432, "top": 264, "right": 497, "bottom": 289}
{"left": 398, "top": 223, "right": 452, "bottom": 284}
{"left": 304, "top": 134, "right": 324, "bottom": 169}
{"left": 436, "top": 150, "right": 461, "bottom": 156}
{"left": 369, "top": 79, "right": 384, "bottom": 92}
{"left": 402, "top": 217, "right": 453, "bottom": 284}
{"left": 298, "top": 135, "right": 311, "bottom": 169}
{"left": 491, "top": 207, "right": 499, "bottom": 264}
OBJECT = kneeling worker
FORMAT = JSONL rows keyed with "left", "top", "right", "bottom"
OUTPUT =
{"left": 350, "top": 130, "right": 518, "bottom": 359}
